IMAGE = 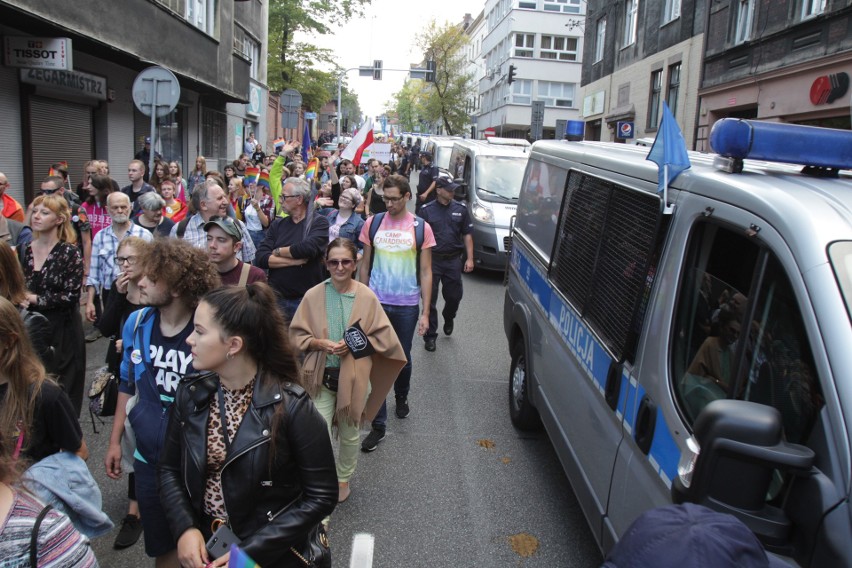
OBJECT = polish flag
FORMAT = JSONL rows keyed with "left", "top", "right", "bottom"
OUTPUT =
{"left": 341, "top": 118, "right": 374, "bottom": 166}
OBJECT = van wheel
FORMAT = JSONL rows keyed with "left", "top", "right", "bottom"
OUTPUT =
{"left": 510, "top": 338, "right": 542, "bottom": 431}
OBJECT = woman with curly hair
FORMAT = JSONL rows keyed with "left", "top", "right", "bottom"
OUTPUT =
{"left": 19, "top": 194, "right": 86, "bottom": 415}
{"left": 104, "top": 239, "right": 219, "bottom": 565}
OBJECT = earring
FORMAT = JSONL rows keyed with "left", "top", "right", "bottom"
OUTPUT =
{"left": 226, "top": 352, "right": 234, "bottom": 360}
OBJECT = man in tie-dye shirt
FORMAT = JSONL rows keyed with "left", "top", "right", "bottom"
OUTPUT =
{"left": 359, "top": 174, "right": 435, "bottom": 452}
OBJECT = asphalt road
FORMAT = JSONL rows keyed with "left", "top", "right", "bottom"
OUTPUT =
{"left": 80, "top": 267, "right": 601, "bottom": 567}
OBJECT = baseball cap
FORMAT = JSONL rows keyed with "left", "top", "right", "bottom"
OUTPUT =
{"left": 204, "top": 216, "right": 242, "bottom": 241}
{"left": 144, "top": 136, "right": 151, "bottom": 144}
{"left": 602, "top": 503, "right": 787, "bottom": 568}
{"left": 420, "top": 151, "right": 432, "bottom": 160}
{"left": 435, "top": 177, "right": 459, "bottom": 192}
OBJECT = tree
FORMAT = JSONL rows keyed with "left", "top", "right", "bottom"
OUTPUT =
{"left": 415, "top": 21, "right": 475, "bottom": 135}
{"left": 389, "top": 80, "right": 429, "bottom": 133}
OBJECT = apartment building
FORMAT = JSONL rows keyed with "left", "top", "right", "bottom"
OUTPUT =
{"left": 477, "top": 0, "right": 586, "bottom": 140}
{"left": 0, "top": 0, "right": 267, "bottom": 204}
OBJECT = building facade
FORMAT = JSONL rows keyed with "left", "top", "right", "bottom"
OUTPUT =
{"left": 580, "top": 0, "right": 704, "bottom": 146}
{"left": 477, "top": 0, "right": 586, "bottom": 140}
{"left": 0, "top": 0, "right": 267, "bottom": 205}
{"left": 464, "top": 10, "right": 487, "bottom": 139}
{"left": 697, "top": 0, "right": 852, "bottom": 151}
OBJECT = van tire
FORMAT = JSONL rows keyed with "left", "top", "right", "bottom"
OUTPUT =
{"left": 509, "top": 338, "right": 542, "bottom": 431}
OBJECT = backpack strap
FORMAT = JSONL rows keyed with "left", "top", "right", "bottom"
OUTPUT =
{"left": 237, "top": 262, "right": 252, "bottom": 287}
{"left": 367, "top": 212, "right": 386, "bottom": 281}
{"left": 30, "top": 504, "right": 53, "bottom": 567}
{"left": 176, "top": 217, "right": 191, "bottom": 239}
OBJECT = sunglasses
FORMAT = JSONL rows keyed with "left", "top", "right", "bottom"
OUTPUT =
{"left": 326, "top": 259, "right": 355, "bottom": 269}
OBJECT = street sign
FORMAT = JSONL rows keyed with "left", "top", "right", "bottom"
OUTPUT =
{"left": 531, "top": 100, "right": 545, "bottom": 141}
{"left": 304, "top": 112, "right": 317, "bottom": 120}
{"left": 483, "top": 127, "right": 496, "bottom": 138}
{"left": 282, "top": 111, "right": 299, "bottom": 129}
{"left": 132, "top": 66, "right": 180, "bottom": 118}
{"left": 279, "top": 88, "right": 302, "bottom": 112}
{"left": 617, "top": 121, "right": 635, "bottom": 139}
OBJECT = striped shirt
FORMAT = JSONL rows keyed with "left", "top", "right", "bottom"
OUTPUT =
{"left": 0, "top": 489, "right": 98, "bottom": 567}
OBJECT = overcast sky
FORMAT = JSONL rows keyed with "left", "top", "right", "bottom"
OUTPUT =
{"left": 297, "top": 0, "right": 487, "bottom": 122}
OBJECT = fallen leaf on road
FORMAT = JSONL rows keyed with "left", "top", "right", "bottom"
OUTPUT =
{"left": 477, "top": 439, "right": 495, "bottom": 449}
{"left": 501, "top": 456, "right": 512, "bottom": 464}
{"left": 508, "top": 533, "right": 539, "bottom": 558}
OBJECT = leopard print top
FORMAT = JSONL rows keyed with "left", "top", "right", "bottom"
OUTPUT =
{"left": 203, "top": 378, "right": 256, "bottom": 519}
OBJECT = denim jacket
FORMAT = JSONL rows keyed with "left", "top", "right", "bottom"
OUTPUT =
{"left": 326, "top": 209, "right": 364, "bottom": 249}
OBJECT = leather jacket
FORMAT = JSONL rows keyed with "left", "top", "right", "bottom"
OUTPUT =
{"left": 158, "top": 372, "right": 337, "bottom": 566}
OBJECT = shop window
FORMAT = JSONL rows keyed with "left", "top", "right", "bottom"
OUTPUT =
{"left": 672, "top": 222, "right": 823, "bottom": 445}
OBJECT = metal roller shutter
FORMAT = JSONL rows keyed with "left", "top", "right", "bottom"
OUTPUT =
{"left": 0, "top": 66, "right": 24, "bottom": 203}
{"left": 29, "top": 96, "right": 93, "bottom": 191}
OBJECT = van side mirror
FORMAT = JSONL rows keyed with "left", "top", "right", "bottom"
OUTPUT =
{"left": 672, "top": 400, "right": 814, "bottom": 546}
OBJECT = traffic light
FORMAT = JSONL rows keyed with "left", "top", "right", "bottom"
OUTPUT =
{"left": 508, "top": 64, "right": 517, "bottom": 85}
{"left": 373, "top": 60, "right": 382, "bottom": 80}
{"left": 426, "top": 60, "right": 436, "bottom": 83}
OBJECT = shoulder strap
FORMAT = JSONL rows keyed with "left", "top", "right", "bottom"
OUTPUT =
{"left": 30, "top": 504, "right": 53, "bottom": 567}
{"left": 367, "top": 212, "right": 386, "bottom": 280}
{"left": 414, "top": 215, "right": 426, "bottom": 284}
{"left": 176, "top": 217, "right": 191, "bottom": 239}
{"left": 237, "top": 262, "right": 252, "bottom": 287}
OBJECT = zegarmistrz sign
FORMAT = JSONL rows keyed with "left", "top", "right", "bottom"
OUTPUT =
{"left": 20, "top": 68, "right": 107, "bottom": 101}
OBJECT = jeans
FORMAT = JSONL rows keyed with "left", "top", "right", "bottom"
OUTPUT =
{"left": 248, "top": 228, "right": 265, "bottom": 251}
{"left": 371, "top": 303, "right": 419, "bottom": 430}
{"left": 277, "top": 297, "right": 302, "bottom": 321}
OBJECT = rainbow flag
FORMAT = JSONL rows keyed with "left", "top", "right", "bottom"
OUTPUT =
{"left": 273, "top": 138, "right": 286, "bottom": 151}
{"left": 48, "top": 167, "right": 60, "bottom": 177}
{"left": 257, "top": 171, "right": 270, "bottom": 188}
{"left": 244, "top": 166, "right": 259, "bottom": 185}
{"left": 228, "top": 544, "right": 259, "bottom": 568}
{"left": 304, "top": 158, "right": 319, "bottom": 180}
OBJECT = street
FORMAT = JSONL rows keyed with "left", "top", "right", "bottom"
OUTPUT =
{"left": 81, "top": 268, "right": 601, "bottom": 567}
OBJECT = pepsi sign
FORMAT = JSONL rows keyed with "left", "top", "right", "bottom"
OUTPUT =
{"left": 617, "top": 121, "right": 634, "bottom": 139}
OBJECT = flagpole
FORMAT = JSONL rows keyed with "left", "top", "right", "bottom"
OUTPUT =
{"left": 662, "top": 164, "right": 675, "bottom": 215}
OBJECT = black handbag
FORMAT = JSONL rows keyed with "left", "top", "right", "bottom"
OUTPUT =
{"left": 290, "top": 523, "right": 331, "bottom": 568}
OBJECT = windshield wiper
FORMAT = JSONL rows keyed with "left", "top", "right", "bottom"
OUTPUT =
{"left": 477, "top": 187, "right": 512, "bottom": 201}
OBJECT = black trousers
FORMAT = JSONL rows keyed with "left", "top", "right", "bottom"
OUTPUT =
{"left": 425, "top": 255, "right": 464, "bottom": 340}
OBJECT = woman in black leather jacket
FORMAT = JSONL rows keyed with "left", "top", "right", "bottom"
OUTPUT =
{"left": 158, "top": 282, "right": 337, "bottom": 568}
{"left": 0, "top": 243, "right": 53, "bottom": 367}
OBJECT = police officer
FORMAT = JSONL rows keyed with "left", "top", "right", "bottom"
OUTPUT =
{"left": 416, "top": 151, "right": 439, "bottom": 215}
{"left": 418, "top": 177, "right": 474, "bottom": 352}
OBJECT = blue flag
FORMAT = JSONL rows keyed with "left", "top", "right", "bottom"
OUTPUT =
{"left": 301, "top": 121, "right": 312, "bottom": 162}
{"left": 646, "top": 101, "right": 690, "bottom": 194}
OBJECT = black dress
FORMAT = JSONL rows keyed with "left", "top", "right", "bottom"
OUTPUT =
{"left": 21, "top": 242, "right": 86, "bottom": 416}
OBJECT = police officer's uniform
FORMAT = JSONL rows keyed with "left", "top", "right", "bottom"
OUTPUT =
{"left": 418, "top": 179, "right": 473, "bottom": 346}
{"left": 416, "top": 151, "right": 439, "bottom": 215}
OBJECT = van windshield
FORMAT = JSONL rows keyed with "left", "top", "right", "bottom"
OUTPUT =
{"left": 828, "top": 241, "right": 852, "bottom": 322}
{"left": 475, "top": 156, "right": 526, "bottom": 202}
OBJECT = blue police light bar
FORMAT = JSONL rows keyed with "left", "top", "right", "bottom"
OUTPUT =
{"left": 709, "top": 118, "right": 852, "bottom": 171}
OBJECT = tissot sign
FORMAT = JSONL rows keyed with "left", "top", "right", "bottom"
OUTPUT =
{"left": 4, "top": 37, "right": 73, "bottom": 70}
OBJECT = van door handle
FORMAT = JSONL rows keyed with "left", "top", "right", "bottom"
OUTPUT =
{"left": 604, "top": 361, "right": 622, "bottom": 411}
{"left": 634, "top": 395, "right": 657, "bottom": 455}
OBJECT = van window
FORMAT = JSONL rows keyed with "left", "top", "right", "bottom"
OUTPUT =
{"left": 549, "top": 171, "right": 662, "bottom": 362}
{"left": 673, "top": 222, "right": 823, "bottom": 444}
{"left": 475, "top": 157, "right": 526, "bottom": 202}
{"left": 828, "top": 241, "right": 852, "bottom": 324}
{"left": 515, "top": 160, "right": 568, "bottom": 260}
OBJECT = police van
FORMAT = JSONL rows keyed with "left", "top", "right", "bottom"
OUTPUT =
{"left": 503, "top": 119, "right": 852, "bottom": 565}
{"left": 448, "top": 139, "right": 529, "bottom": 270}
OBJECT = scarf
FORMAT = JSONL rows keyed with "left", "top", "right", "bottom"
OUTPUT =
{"left": 290, "top": 280, "right": 406, "bottom": 426}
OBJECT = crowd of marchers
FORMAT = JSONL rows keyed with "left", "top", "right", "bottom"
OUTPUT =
{"left": 0, "top": 131, "right": 475, "bottom": 567}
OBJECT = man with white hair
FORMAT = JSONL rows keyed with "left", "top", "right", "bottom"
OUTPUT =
{"left": 255, "top": 177, "right": 329, "bottom": 318}
{"left": 85, "top": 192, "right": 153, "bottom": 324}
{"left": 169, "top": 179, "right": 256, "bottom": 263}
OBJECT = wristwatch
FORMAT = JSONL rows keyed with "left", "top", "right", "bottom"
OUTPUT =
{"left": 274, "top": 247, "right": 280, "bottom": 257}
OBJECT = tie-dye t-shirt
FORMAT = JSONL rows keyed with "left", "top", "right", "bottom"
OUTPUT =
{"left": 360, "top": 212, "right": 435, "bottom": 306}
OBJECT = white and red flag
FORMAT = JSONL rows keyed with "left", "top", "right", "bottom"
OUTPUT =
{"left": 341, "top": 118, "right": 374, "bottom": 166}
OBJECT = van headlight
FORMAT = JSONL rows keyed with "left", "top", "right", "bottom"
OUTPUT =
{"left": 677, "top": 435, "right": 701, "bottom": 489}
{"left": 472, "top": 203, "right": 494, "bottom": 223}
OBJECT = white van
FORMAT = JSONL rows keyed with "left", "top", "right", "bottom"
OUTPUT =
{"left": 504, "top": 119, "right": 852, "bottom": 565}
{"left": 423, "top": 136, "right": 462, "bottom": 171}
{"left": 448, "top": 140, "right": 529, "bottom": 270}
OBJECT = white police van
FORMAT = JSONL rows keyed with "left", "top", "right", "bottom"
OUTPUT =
{"left": 504, "top": 119, "right": 852, "bottom": 565}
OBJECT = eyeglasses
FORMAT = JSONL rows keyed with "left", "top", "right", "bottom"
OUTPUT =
{"left": 114, "top": 255, "right": 138, "bottom": 265}
{"left": 326, "top": 259, "right": 355, "bottom": 269}
{"left": 382, "top": 195, "right": 405, "bottom": 203}
{"left": 281, "top": 194, "right": 300, "bottom": 200}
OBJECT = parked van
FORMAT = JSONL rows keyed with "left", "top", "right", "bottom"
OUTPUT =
{"left": 449, "top": 140, "right": 529, "bottom": 270}
{"left": 423, "top": 136, "right": 461, "bottom": 171}
{"left": 504, "top": 120, "right": 852, "bottom": 566}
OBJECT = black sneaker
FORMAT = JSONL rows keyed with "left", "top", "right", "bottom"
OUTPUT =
{"left": 361, "top": 428, "right": 386, "bottom": 452}
{"left": 113, "top": 514, "right": 143, "bottom": 549}
{"left": 395, "top": 397, "right": 410, "bottom": 419}
{"left": 443, "top": 318, "right": 454, "bottom": 336}
{"left": 425, "top": 338, "right": 437, "bottom": 352}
